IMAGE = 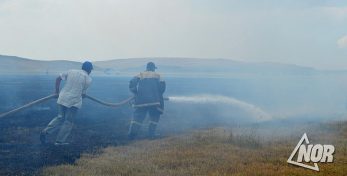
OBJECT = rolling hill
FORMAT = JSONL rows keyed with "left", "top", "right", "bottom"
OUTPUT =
{"left": 0, "top": 54, "right": 333, "bottom": 77}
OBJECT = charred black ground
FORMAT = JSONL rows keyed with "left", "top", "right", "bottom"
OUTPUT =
{"left": 0, "top": 109, "right": 134, "bottom": 175}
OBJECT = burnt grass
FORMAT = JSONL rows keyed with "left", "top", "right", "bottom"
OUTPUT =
{"left": 0, "top": 106, "right": 135, "bottom": 176}
{"left": 0, "top": 75, "right": 185, "bottom": 175}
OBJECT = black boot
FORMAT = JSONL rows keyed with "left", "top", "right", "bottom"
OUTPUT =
{"left": 148, "top": 123, "right": 158, "bottom": 140}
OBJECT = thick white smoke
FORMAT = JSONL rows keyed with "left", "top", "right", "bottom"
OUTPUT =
{"left": 168, "top": 95, "right": 272, "bottom": 121}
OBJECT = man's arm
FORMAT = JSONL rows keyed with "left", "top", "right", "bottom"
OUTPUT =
{"left": 55, "top": 76, "right": 62, "bottom": 95}
{"left": 159, "top": 81, "right": 166, "bottom": 94}
{"left": 159, "top": 75, "right": 166, "bottom": 94}
{"left": 56, "top": 71, "right": 68, "bottom": 95}
{"left": 129, "top": 76, "right": 140, "bottom": 94}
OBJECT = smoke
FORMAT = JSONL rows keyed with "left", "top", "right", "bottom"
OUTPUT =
{"left": 168, "top": 94, "right": 272, "bottom": 121}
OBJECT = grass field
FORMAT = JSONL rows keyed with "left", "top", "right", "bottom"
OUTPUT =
{"left": 42, "top": 121, "right": 347, "bottom": 176}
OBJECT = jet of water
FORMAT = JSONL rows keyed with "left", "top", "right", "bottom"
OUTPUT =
{"left": 168, "top": 94, "right": 272, "bottom": 121}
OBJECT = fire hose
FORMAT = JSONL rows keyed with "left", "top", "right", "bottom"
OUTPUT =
{"left": 0, "top": 94, "right": 169, "bottom": 119}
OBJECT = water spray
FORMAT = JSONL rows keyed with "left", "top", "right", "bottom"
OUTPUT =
{"left": 166, "top": 95, "right": 272, "bottom": 121}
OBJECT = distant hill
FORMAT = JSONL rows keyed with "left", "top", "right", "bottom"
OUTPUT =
{"left": 0, "top": 55, "right": 82, "bottom": 75}
{"left": 0, "top": 55, "right": 336, "bottom": 77}
{"left": 95, "top": 57, "right": 318, "bottom": 76}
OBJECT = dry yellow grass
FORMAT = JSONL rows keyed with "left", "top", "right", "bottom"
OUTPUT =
{"left": 42, "top": 124, "right": 347, "bottom": 176}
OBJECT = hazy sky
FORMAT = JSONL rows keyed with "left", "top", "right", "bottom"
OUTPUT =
{"left": 0, "top": 0, "right": 346, "bottom": 69}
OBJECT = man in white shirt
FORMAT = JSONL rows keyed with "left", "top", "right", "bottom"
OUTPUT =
{"left": 40, "top": 61, "right": 93, "bottom": 145}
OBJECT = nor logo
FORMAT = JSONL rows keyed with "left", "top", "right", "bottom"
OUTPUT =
{"left": 287, "top": 133, "right": 335, "bottom": 171}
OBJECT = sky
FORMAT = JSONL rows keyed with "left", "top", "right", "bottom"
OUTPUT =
{"left": 0, "top": 0, "right": 346, "bottom": 69}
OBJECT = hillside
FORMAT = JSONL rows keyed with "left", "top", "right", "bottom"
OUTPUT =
{"left": 95, "top": 57, "right": 318, "bottom": 76}
{"left": 0, "top": 55, "right": 82, "bottom": 75}
{"left": 0, "top": 55, "right": 320, "bottom": 77}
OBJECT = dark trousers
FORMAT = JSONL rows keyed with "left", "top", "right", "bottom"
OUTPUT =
{"left": 128, "top": 106, "right": 161, "bottom": 139}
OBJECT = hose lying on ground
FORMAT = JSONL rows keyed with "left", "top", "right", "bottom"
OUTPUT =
{"left": 0, "top": 94, "right": 136, "bottom": 119}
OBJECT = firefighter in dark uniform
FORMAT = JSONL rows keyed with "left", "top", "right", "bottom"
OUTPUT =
{"left": 128, "top": 62, "right": 166, "bottom": 139}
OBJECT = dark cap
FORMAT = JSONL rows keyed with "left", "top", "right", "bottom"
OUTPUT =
{"left": 82, "top": 61, "right": 93, "bottom": 72}
{"left": 146, "top": 62, "right": 157, "bottom": 71}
